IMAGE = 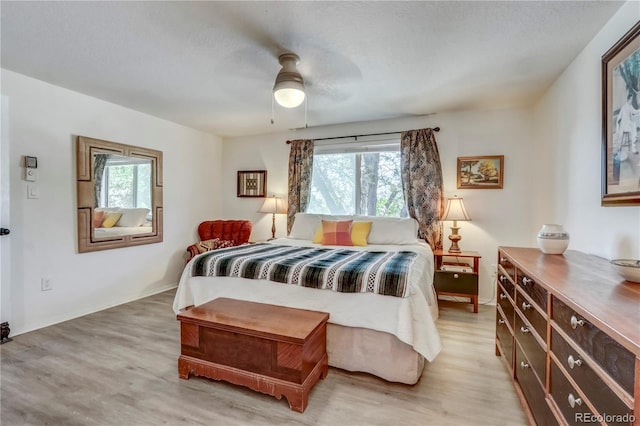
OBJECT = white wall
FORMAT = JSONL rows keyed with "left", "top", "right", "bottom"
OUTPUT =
{"left": 533, "top": 1, "right": 640, "bottom": 259}
{"left": 1, "top": 70, "right": 223, "bottom": 335}
{"left": 222, "top": 109, "right": 536, "bottom": 303}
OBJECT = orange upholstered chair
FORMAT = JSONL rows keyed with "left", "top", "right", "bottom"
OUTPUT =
{"left": 186, "top": 220, "right": 253, "bottom": 261}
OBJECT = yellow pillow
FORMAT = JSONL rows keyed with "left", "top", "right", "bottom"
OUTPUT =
{"left": 101, "top": 212, "right": 122, "bottom": 228}
{"left": 313, "top": 225, "right": 324, "bottom": 243}
{"left": 351, "top": 221, "right": 373, "bottom": 246}
{"left": 312, "top": 221, "right": 372, "bottom": 246}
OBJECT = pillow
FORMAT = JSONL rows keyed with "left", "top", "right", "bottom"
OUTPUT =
{"left": 186, "top": 238, "right": 236, "bottom": 260}
{"left": 321, "top": 220, "right": 353, "bottom": 246}
{"left": 101, "top": 212, "right": 122, "bottom": 228}
{"left": 355, "top": 216, "right": 419, "bottom": 244}
{"left": 313, "top": 221, "right": 372, "bottom": 246}
{"left": 289, "top": 213, "right": 324, "bottom": 240}
{"left": 351, "top": 221, "right": 373, "bottom": 246}
{"left": 115, "top": 208, "right": 150, "bottom": 227}
{"left": 93, "top": 210, "right": 105, "bottom": 228}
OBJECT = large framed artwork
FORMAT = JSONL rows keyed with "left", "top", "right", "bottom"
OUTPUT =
{"left": 237, "top": 170, "right": 267, "bottom": 198}
{"left": 602, "top": 21, "right": 640, "bottom": 206}
{"left": 457, "top": 155, "right": 504, "bottom": 189}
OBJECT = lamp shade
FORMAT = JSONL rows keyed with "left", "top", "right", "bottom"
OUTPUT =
{"left": 258, "top": 197, "right": 287, "bottom": 214}
{"left": 273, "top": 82, "right": 306, "bottom": 108}
{"left": 442, "top": 196, "right": 471, "bottom": 222}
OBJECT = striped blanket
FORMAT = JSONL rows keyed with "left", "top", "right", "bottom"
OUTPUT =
{"left": 191, "top": 243, "right": 417, "bottom": 298}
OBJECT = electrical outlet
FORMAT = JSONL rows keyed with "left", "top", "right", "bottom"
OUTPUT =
{"left": 41, "top": 277, "right": 52, "bottom": 291}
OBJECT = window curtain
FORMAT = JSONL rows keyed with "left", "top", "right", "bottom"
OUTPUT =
{"left": 286, "top": 139, "right": 314, "bottom": 234}
{"left": 93, "top": 154, "right": 109, "bottom": 207}
{"left": 400, "top": 128, "right": 444, "bottom": 250}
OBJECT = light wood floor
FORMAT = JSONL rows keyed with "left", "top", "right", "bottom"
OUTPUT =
{"left": 1, "top": 291, "right": 527, "bottom": 425}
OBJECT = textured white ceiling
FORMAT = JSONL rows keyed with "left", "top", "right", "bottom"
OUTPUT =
{"left": 1, "top": 1, "right": 625, "bottom": 137}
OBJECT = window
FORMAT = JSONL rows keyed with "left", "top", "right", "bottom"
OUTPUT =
{"left": 100, "top": 156, "right": 152, "bottom": 209}
{"left": 307, "top": 139, "right": 407, "bottom": 217}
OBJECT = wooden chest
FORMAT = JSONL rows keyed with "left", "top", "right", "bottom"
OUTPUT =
{"left": 177, "top": 298, "right": 329, "bottom": 413}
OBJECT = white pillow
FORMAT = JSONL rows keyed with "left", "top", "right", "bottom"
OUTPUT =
{"left": 115, "top": 208, "right": 150, "bottom": 227}
{"left": 354, "top": 215, "right": 418, "bottom": 244}
{"left": 289, "top": 213, "right": 324, "bottom": 240}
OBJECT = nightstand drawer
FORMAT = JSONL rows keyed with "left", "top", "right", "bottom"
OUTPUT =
{"left": 434, "top": 271, "right": 478, "bottom": 295}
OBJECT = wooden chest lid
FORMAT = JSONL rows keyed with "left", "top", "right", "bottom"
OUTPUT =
{"left": 177, "top": 298, "right": 329, "bottom": 343}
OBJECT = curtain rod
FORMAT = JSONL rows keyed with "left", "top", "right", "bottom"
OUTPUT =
{"left": 286, "top": 127, "right": 440, "bottom": 144}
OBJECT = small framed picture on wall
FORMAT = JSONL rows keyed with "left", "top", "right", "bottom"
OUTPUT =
{"left": 457, "top": 155, "right": 504, "bottom": 189}
{"left": 237, "top": 170, "right": 267, "bottom": 197}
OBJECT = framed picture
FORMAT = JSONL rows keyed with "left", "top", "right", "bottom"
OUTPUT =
{"left": 457, "top": 155, "right": 504, "bottom": 189}
{"left": 237, "top": 170, "right": 267, "bottom": 198}
{"left": 602, "top": 21, "right": 640, "bottom": 206}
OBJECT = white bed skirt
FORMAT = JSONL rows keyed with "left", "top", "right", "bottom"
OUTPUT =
{"left": 327, "top": 324, "right": 425, "bottom": 384}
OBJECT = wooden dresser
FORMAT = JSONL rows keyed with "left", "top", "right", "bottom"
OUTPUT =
{"left": 496, "top": 247, "right": 640, "bottom": 425}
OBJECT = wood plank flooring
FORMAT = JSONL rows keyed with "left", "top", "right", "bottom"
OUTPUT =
{"left": 1, "top": 291, "right": 527, "bottom": 425}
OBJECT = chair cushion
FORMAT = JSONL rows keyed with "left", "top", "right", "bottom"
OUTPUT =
{"left": 186, "top": 238, "right": 236, "bottom": 260}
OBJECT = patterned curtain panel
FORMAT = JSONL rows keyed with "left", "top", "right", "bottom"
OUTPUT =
{"left": 93, "top": 154, "right": 109, "bottom": 207}
{"left": 400, "top": 128, "right": 444, "bottom": 250}
{"left": 286, "top": 139, "right": 314, "bottom": 234}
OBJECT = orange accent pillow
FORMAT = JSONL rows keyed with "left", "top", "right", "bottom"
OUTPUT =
{"left": 93, "top": 210, "right": 105, "bottom": 228}
{"left": 321, "top": 220, "right": 353, "bottom": 246}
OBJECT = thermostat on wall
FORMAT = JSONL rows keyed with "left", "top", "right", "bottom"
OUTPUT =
{"left": 25, "top": 156, "right": 37, "bottom": 168}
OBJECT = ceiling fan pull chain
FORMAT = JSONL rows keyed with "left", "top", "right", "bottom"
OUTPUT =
{"left": 271, "top": 96, "right": 275, "bottom": 125}
{"left": 304, "top": 96, "right": 308, "bottom": 128}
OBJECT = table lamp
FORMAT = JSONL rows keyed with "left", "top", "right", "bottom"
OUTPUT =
{"left": 259, "top": 196, "right": 287, "bottom": 240}
{"left": 442, "top": 195, "right": 471, "bottom": 253}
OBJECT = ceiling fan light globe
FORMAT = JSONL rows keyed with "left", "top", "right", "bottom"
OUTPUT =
{"left": 273, "top": 81, "right": 306, "bottom": 108}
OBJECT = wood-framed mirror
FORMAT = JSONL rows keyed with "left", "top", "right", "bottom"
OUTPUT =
{"left": 76, "top": 136, "right": 163, "bottom": 253}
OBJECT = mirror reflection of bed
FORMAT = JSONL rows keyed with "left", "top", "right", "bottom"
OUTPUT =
{"left": 92, "top": 154, "right": 153, "bottom": 240}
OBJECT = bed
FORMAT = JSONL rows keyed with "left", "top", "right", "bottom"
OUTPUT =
{"left": 173, "top": 213, "right": 442, "bottom": 384}
{"left": 94, "top": 225, "right": 153, "bottom": 237}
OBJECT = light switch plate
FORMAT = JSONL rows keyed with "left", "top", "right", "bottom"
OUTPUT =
{"left": 27, "top": 184, "right": 39, "bottom": 199}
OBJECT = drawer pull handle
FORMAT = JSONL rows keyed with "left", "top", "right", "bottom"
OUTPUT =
{"left": 570, "top": 315, "right": 585, "bottom": 329}
{"left": 499, "top": 293, "right": 508, "bottom": 300}
{"left": 453, "top": 273, "right": 459, "bottom": 279}
{"left": 522, "top": 277, "right": 533, "bottom": 285}
{"left": 568, "top": 393, "right": 582, "bottom": 408}
{"left": 499, "top": 275, "right": 506, "bottom": 282}
{"left": 520, "top": 326, "right": 530, "bottom": 334}
{"left": 498, "top": 319, "right": 505, "bottom": 325}
{"left": 520, "top": 361, "right": 530, "bottom": 369}
{"left": 500, "top": 257, "right": 507, "bottom": 262}
{"left": 521, "top": 302, "right": 531, "bottom": 311}
{"left": 567, "top": 355, "right": 583, "bottom": 369}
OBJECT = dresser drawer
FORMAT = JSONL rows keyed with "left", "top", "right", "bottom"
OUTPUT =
{"left": 515, "top": 344, "right": 556, "bottom": 426}
{"left": 434, "top": 271, "right": 478, "bottom": 295}
{"left": 551, "top": 329, "right": 632, "bottom": 419}
{"left": 498, "top": 272, "right": 515, "bottom": 299}
{"left": 552, "top": 297, "right": 635, "bottom": 395}
{"left": 550, "top": 361, "right": 599, "bottom": 426}
{"left": 516, "top": 287, "right": 547, "bottom": 339}
{"left": 515, "top": 313, "right": 546, "bottom": 383}
{"left": 516, "top": 269, "right": 547, "bottom": 311}
{"left": 497, "top": 283, "right": 515, "bottom": 329}
{"left": 498, "top": 252, "right": 516, "bottom": 281}
{"left": 496, "top": 309, "right": 514, "bottom": 364}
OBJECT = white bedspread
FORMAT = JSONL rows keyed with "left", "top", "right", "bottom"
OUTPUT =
{"left": 173, "top": 237, "right": 442, "bottom": 362}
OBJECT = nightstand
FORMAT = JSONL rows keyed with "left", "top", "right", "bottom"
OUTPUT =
{"left": 433, "top": 249, "right": 481, "bottom": 313}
